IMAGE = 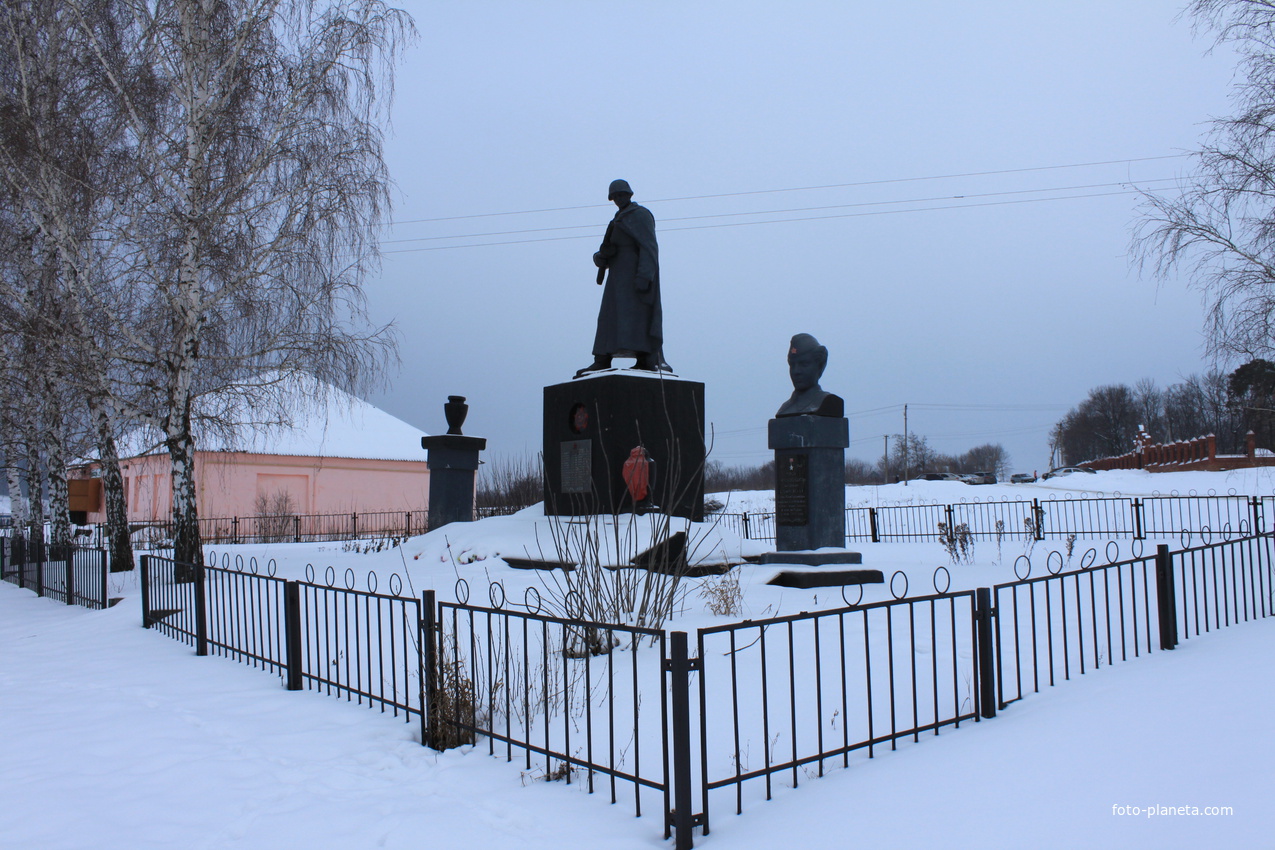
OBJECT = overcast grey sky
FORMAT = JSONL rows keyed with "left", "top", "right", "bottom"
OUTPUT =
{"left": 365, "top": 0, "right": 1238, "bottom": 476}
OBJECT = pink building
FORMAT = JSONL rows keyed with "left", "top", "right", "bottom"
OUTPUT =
{"left": 69, "top": 381, "right": 431, "bottom": 530}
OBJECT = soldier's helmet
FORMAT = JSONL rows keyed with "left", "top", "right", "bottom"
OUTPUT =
{"left": 607, "top": 179, "right": 633, "bottom": 200}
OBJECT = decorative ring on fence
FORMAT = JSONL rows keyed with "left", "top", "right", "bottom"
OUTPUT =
{"left": 344, "top": 568, "right": 356, "bottom": 590}
{"left": 1240, "top": 518, "right": 1251, "bottom": 535}
{"left": 1208, "top": 489, "right": 1217, "bottom": 497}
{"left": 249, "top": 556, "right": 259, "bottom": 575}
{"left": 1132, "top": 539, "right": 1144, "bottom": 559}
{"left": 1222, "top": 523, "right": 1233, "bottom": 541}
{"left": 389, "top": 573, "right": 402, "bottom": 596}
{"left": 455, "top": 578, "right": 470, "bottom": 604}
{"left": 933, "top": 566, "right": 951, "bottom": 594}
{"left": 207, "top": 549, "right": 219, "bottom": 566}
{"left": 1180, "top": 528, "right": 1192, "bottom": 548}
{"left": 1113, "top": 491, "right": 1121, "bottom": 498}
{"left": 1105, "top": 541, "right": 1120, "bottom": 564}
{"left": 1189, "top": 488, "right": 1198, "bottom": 497}
{"left": 324, "top": 565, "right": 336, "bottom": 587}
{"left": 1201, "top": 525, "right": 1212, "bottom": 545}
{"left": 235, "top": 553, "right": 245, "bottom": 571}
{"left": 305, "top": 563, "right": 315, "bottom": 582}
{"left": 1171, "top": 489, "right": 1180, "bottom": 497}
{"left": 267, "top": 558, "right": 277, "bottom": 577}
{"left": 1229, "top": 488, "right": 1238, "bottom": 496}
{"left": 367, "top": 571, "right": 378, "bottom": 593}
{"left": 489, "top": 582, "right": 506, "bottom": 610}
{"left": 1151, "top": 490, "right": 1161, "bottom": 497}
{"left": 565, "top": 589, "right": 584, "bottom": 618}
{"left": 1014, "top": 555, "right": 1032, "bottom": 580}
{"left": 840, "top": 583, "right": 864, "bottom": 607}
{"left": 1047, "top": 551, "right": 1063, "bottom": 575}
{"left": 1081, "top": 548, "right": 1097, "bottom": 570}
{"left": 221, "top": 552, "right": 232, "bottom": 569}
{"left": 889, "top": 570, "right": 908, "bottom": 599}
{"left": 524, "top": 586, "right": 542, "bottom": 615}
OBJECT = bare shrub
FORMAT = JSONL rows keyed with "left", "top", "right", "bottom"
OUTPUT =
{"left": 252, "top": 490, "right": 295, "bottom": 543}
{"left": 937, "top": 521, "right": 975, "bottom": 564}
{"left": 698, "top": 568, "right": 743, "bottom": 616}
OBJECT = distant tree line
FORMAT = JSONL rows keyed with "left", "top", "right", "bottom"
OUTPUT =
{"left": 1050, "top": 361, "right": 1275, "bottom": 465}
{"left": 703, "top": 437, "right": 1011, "bottom": 491}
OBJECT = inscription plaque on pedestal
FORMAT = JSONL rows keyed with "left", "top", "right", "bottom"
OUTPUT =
{"left": 561, "top": 440, "right": 592, "bottom": 494}
{"left": 776, "top": 452, "right": 809, "bottom": 526}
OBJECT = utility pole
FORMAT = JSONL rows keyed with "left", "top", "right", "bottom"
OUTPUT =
{"left": 903, "top": 404, "right": 909, "bottom": 486}
{"left": 883, "top": 434, "right": 889, "bottom": 484}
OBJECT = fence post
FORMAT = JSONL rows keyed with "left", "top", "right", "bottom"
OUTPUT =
{"left": 193, "top": 563, "right": 209, "bottom": 657}
{"left": 1155, "top": 544, "right": 1179, "bottom": 651}
{"left": 421, "top": 589, "right": 437, "bottom": 749}
{"left": 944, "top": 504, "right": 955, "bottom": 532}
{"left": 65, "top": 546, "right": 76, "bottom": 606}
{"left": 975, "top": 588, "right": 996, "bottom": 719}
{"left": 140, "top": 555, "right": 152, "bottom": 627}
{"left": 36, "top": 542, "right": 44, "bottom": 598}
{"left": 1133, "top": 498, "right": 1145, "bottom": 540}
{"left": 294, "top": 515, "right": 301, "bottom": 544}
{"left": 1251, "top": 497, "right": 1263, "bottom": 535}
{"left": 668, "top": 631, "right": 698, "bottom": 849}
{"left": 99, "top": 549, "right": 108, "bottom": 610}
{"left": 232, "top": 516, "right": 239, "bottom": 545}
{"left": 741, "top": 512, "right": 750, "bottom": 540}
{"left": 284, "top": 581, "right": 303, "bottom": 690}
{"left": 869, "top": 508, "right": 880, "bottom": 543}
{"left": 1032, "top": 499, "right": 1045, "bottom": 541}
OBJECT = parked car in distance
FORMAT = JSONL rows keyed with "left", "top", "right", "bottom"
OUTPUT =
{"left": 1009, "top": 473, "right": 1037, "bottom": 484}
{"left": 964, "top": 471, "right": 996, "bottom": 485}
{"left": 911, "top": 472, "right": 963, "bottom": 482}
{"left": 1041, "top": 466, "right": 1097, "bottom": 480}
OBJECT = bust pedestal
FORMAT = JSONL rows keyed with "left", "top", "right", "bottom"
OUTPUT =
{"left": 768, "top": 415, "right": 854, "bottom": 555}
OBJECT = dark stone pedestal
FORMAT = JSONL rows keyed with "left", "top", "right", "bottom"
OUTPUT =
{"left": 421, "top": 434, "right": 486, "bottom": 530}
{"left": 769, "top": 415, "right": 850, "bottom": 552}
{"left": 543, "top": 371, "right": 705, "bottom": 520}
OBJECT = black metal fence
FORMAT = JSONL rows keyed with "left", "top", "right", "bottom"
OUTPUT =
{"left": 140, "top": 553, "right": 428, "bottom": 743}
{"left": 693, "top": 587, "right": 982, "bottom": 833}
{"left": 717, "top": 494, "right": 1271, "bottom": 544}
{"left": 103, "top": 510, "right": 429, "bottom": 551}
{"left": 434, "top": 581, "right": 673, "bottom": 830}
{"left": 126, "top": 528, "right": 1275, "bottom": 849}
{"left": 0, "top": 537, "right": 109, "bottom": 610}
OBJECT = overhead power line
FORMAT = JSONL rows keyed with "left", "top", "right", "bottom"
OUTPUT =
{"left": 383, "top": 188, "right": 1152, "bottom": 254}
{"left": 381, "top": 177, "right": 1178, "bottom": 247}
{"left": 385, "top": 154, "right": 1187, "bottom": 227}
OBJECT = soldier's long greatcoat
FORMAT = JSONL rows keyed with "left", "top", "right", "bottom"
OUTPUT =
{"left": 592, "top": 202, "right": 662, "bottom": 358}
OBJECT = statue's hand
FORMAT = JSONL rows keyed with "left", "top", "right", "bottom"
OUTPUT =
{"left": 593, "top": 251, "right": 606, "bottom": 269}
{"left": 635, "top": 276, "right": 651, "bottom": 292}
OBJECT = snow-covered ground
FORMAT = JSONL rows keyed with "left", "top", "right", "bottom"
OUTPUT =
{"left": 2, "top": 468, "right": 1271, "bottom": 848}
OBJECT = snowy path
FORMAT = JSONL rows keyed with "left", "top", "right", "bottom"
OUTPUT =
{"left": 2, "top": 578, "right": 1271, "bottom": 849}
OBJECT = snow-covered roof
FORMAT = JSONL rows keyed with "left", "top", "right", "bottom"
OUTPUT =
{"left": 112, "top": 377, "right": 430, "bottom": 463}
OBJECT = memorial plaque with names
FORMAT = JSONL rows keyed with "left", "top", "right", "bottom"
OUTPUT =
{"left": 561, "top": 439, "right": 592, "bottom": 494}
{"left": 776, "top": 452, "right": 809, "bottom": 526}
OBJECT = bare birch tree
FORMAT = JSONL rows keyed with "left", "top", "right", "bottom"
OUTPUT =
{"left": 68, "top": 0, "right": 412, "bottom": 565}
{"left": 1136, "top": 0, "right": 1275, "bottom": 360}
{"left": 0, "top": 0, "right": 138, "bottom": 566}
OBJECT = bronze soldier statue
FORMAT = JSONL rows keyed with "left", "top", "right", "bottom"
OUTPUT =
{"left": 576, "top": 179, "right": 671, "bottom": 377}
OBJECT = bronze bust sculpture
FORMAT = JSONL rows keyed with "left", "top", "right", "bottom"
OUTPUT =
{"left": 576, "top": 180, "right": 670, "bottom": 377}
{"left": 776, "top": 333, "right": 844, "bottom": 417}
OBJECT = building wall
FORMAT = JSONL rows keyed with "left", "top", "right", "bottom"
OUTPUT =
{"left": 74, "top": 452, "right": 429, "bottom": 523}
